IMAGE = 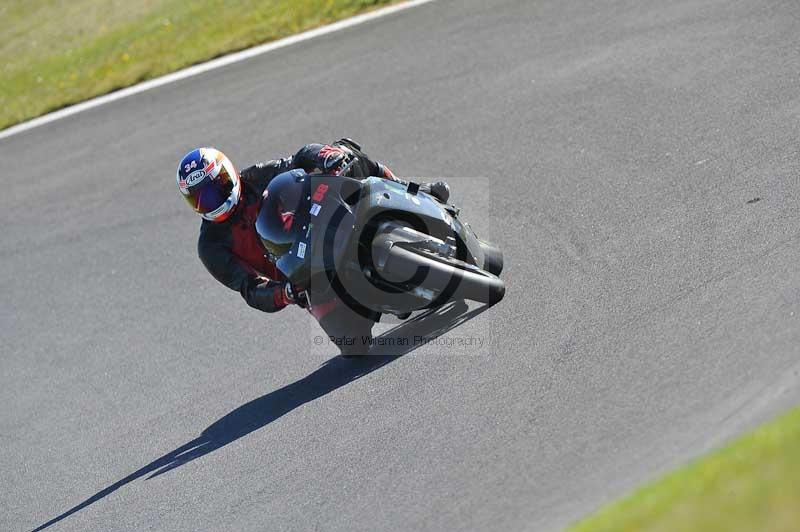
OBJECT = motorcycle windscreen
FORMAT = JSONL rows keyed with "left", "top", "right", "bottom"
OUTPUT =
{"left": 255, "top": 169, "right": 310, "bottom": 280}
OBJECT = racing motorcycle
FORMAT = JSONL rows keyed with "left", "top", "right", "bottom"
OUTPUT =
{"left": 255, "top": 168, "right": 505, "bottom": 320}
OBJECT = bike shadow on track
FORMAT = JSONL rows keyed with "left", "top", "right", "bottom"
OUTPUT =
{"left": 33, "top": 299, "right": 488, "bottom": 531}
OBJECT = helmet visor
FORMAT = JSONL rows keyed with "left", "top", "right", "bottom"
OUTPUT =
{"left": 182, "top": 158, "right": 236, "bottom": 215}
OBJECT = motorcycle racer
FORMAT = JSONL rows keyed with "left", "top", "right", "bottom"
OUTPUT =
{"left": 176, "top": 139, "right": 449, "bottom": 354}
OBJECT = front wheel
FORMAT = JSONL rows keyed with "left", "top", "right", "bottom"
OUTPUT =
{"left": 478, "top": 240, "right": 504, "bottom": 275}
{"left": 372, "top": 231, "right": 506, "bottom": 306}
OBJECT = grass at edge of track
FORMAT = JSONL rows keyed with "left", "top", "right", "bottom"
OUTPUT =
{"left": 0, "top": 0, "right": 400, "bottom": 131}
{"left": 569, "top": 406, "right": 800, "bottom": 532}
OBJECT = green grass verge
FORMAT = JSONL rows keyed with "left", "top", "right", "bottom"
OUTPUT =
{"left": 0, "top": 0, "right": 398, "bottom": 131}
{"left": 570, "top": 407, "right": 800, "bottom": 532}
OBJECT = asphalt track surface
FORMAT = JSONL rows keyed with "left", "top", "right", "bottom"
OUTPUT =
{"left": 2, "top": 0, "right": 800, "bottom": 530}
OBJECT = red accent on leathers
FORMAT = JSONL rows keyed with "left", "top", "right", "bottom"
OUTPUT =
{"left": 230, "top": 196, "right": 283, "bottom": 282}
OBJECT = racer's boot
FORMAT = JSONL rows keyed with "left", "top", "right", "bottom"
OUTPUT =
{"left": 390, "top": 177, "right": 451, "bottom": 204}
{"left": 420, "top": 181, "right": 450, "bottom": 204}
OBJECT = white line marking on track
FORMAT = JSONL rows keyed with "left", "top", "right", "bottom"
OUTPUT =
{"left": 0, "top": 0, "right": 436, "bottom": 142}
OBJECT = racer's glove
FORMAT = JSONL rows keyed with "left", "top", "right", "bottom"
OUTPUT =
{"left": 316, "top": 145, "right": 352, "bottom": 176}
{"left": 280, "top": 282, "right": 309, "bottom": 308}
{"left": 293, "top": 143, "right": 352, "bottom": 176}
